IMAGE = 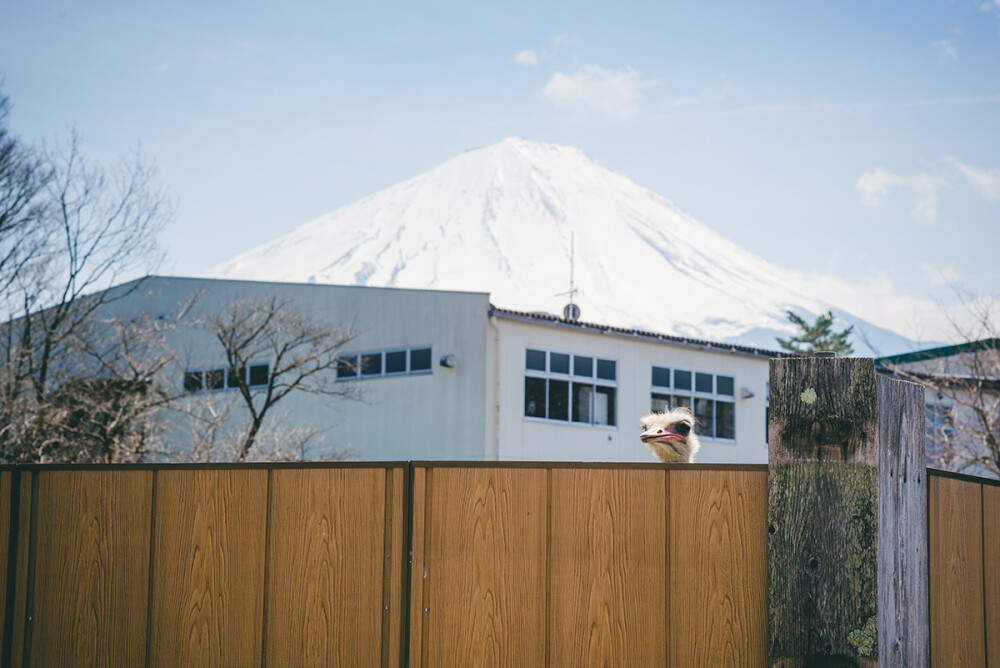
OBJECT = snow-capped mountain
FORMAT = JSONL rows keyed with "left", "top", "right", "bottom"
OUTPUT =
{"left": 206, "top": 138, "right": 920, "bottom": 355}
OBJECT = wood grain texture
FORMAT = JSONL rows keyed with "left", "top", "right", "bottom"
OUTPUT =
{"left": 0, "top": 470, "right": 10, "bottom": 654}
{"left": 408, "top": 467, "right": 427, "bottom": 668}
{"left": 769, "top": 357, "right": 880, "bottom": 666}
{"left": 9, "top": 473, "right": 31, "bottom": 668}
{"left": 264, "top": 467, "right": 388, "bottom": 667}
{"left": 928, "top": 475, "right": 985, "bottom": 667}
{"left": 671, "top": 468, "right": 767, "bottom": 668}
{"left": 983, "top": 483, "right": 1000, "bottom": 667}
{"left": 419, "top": 467, "right": 547, "bottom": 668}
{"left": 876, "top": 374, "right": 928, "bottom": 666}
{"left": 548, "top": 468, "right": 666, "bottom": 666}
{"left": 25, "top": 470, "right": 152, "bottom": 668}
{"left": 381, "top": 466, "right": 406, "bottom": 668}
{"left": 148, "top": 469, "right": 267, "bottom": 668}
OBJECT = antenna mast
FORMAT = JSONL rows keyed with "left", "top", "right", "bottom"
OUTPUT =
{"left": 560, "top": 232, "right": 581, "bottom": 321}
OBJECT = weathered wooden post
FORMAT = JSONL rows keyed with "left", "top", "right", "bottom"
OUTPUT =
{"left": 768, "top": 356, "right": 928, "bottom": 667}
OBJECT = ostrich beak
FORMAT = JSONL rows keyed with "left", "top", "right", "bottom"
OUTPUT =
{"left": 640, "top": 427, "right": 685, "bottom": 443}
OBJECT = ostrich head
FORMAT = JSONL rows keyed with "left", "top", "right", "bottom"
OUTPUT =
{"left": 639, "top": 407, "right": 701, "bottom": 463}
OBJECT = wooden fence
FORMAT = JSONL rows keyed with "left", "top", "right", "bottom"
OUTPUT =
{"left": 0, "top": 462, "right": 992, "bottom": 666}
{"left": 927, "top": 468, "right": 1000, "bottom": 666}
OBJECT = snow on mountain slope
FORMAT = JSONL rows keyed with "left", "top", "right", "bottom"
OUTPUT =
{"left": 205, "top": 138, "right": 914, "bottom": 353}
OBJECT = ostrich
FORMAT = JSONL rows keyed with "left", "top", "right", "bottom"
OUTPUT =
{"left": 639, "top": 407, "right": 701, "bottom": 463}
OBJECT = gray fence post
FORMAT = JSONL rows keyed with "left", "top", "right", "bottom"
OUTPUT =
{"left": 768, "top": 356, "right": 928, "bottom": 666}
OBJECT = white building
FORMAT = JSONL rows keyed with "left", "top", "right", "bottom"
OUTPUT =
{"left": 112, "top": 276, "right": 787, "bottom": 463}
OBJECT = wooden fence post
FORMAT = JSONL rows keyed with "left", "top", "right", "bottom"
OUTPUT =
{"left": 768, "top": 356, "right": 928, "bottom": 667}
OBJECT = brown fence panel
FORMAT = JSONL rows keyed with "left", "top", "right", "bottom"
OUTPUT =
{"left": 0, "top": 470, "right": 10, "bottom": 657}
{"left": 264, "top": 467, "right": 406, "bottom": 667}
{"left": 409, "top": 464, "right": 768, "bottom": 668}
{"left": 409, "top": 466, "right": 548, "bottom": 667}
{"left": 24, "top": 470, "right": 153, "bottom": 667}
{"left": 984, "top": 483, "right": 1000, "bottom": 666}
{"left": 147, "top": 469, "right": 269, "bottom": 667}
{"left": 928, "top": 472, "right": 986, "bottom": 666}
{"left": 549, "top": 467, "right": 667, "bottom": 667}
{"left": 670, "top": 468, "right": 767, "bottom": 667}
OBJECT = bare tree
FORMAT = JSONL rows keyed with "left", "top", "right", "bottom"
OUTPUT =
{"left": 200, "top": 296, "right": 359, "bottom": 462}
{"left": 882, "top": 294, "right": 1000, "bottom": 478}
{"left": 0, "top": 87, "right": 172, "bottom": 462}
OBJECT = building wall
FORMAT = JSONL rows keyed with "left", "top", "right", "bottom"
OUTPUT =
{"left": 110, "top": 277, "right": 492, "bottom": 461}
{"left": 492, "top": 317, "right": 771, "bottom": 463}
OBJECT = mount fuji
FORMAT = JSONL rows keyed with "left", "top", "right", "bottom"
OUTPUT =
{"left": 205, "top": 138, "right": 923, "bottom": 355}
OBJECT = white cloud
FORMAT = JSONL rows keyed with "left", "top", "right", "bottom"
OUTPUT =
{"left": 157, "top": 63, "right": 169, "bottom": 72}
{"left": 543, "top": 65, "right": 644, "bottom": 118}
{"left": 551, "top": 33, "right": 577, "bottom": 46}
{"left": 856, "top": 168, "right": 949, "bottom": 226}
{"left": 946, "top": 157, "right": 1000, "bottom": 201}
{"left": 513, "top": 49, "right": 538, "bottom": 67}
{"left": 932, "top": 39, "right": 957, "bottom": 63}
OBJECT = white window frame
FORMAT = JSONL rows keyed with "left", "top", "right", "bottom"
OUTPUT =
{"left": 524, "top": 347, "right": 618, "bottom": 429}
{"left": 649, "top": 365, "right": 736, "bottom": 442}
{"left": 335, "top": 345, "right": 434, "bottom": 381}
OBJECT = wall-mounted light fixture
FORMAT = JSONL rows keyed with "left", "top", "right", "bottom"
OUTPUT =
{"left": 440, "top": 354, "right": 457, "bottom": 368}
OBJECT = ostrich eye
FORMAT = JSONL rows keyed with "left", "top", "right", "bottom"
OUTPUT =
{"left": 676, "top": 423, "right": 691, "bottom": 436}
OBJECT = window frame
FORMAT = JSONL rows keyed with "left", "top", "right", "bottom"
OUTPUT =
{"left": 524, "top": 347, "right": 618, "bottom": 430}
{"left": 649, "top": 365, "right": 737, "bottom": 443}
{"left": 335, "top": 345, "right": 435, "bottom": 381}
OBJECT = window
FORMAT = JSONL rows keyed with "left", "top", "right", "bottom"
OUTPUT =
{"left": 524, "top": 348, "right": 617, "bottom": 427}
{"left": 184, "top": 370, "right": 204, "bottom": 394}
{"left": 385, "top": 350, "right": 407, "bottom": 374}
{"left": 248, "top": 364, "right": 270, "bottom": 387}
{"left": 336, "top": 346, "right": 434, "bottom": 381}
{"left": 183, "top": 363, "right": 270, "bottom": 394}
{"left": 650, "top": 366, "right": 736, "bottom": 440}
{"left": 206, "top": 368, "right": 225, "bottom": 391}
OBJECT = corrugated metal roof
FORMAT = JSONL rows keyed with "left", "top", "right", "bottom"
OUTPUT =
{"left": 488, "top": 306, "right": 797, "bottom": 360}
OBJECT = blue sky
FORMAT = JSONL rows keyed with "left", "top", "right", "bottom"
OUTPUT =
{"left": 1, "top": 0, "right": 998, "bottom": 338}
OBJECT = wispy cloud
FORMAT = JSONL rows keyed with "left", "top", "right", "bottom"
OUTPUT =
{"left": 945, "top": 157, "right": 1000, "bottom": 201}
{"left": 513, "top": 49, "right": 538, "bottom": 67}
{"left": 543, "top": 64, "right": 644, "bottom": 118}
{"left": 551, "top": 33, "right": 577, "bottom": 46}
{"left": 932, "top": 39, "right": 957, "bottom": 63}
{"left": 856, "top": 168, "right": 950, "bottom": 226}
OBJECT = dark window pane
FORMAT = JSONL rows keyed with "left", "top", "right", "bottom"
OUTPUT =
{"left": 362, "top": 353, "right": 382, "bottom": 376}
{"left": 695, "top": 397, "right": 714, "bottom": 437}
{"left": 336, "top": 356, "right": 358, "bottom": 379}
{"left": 673, "top": 395, "right": 692, "bottom": 410}
{"left": 549, "top": 379, "right": 569, "bottom": 420}
{"left": 717, "top": 375, "right": 735, "bottom": 396}
{"left": 525, "top": 377, "right": 547, "bottom": 418}
{"left": 651, "top": 393, "right": 671, "bottom": 413}
{"left": 206, "top": 368, "right": 225, "bottom": 391}
{"left": 184, "top": 371, "right": 203, "bottom": 393}
{"left": 249, "top": 364, "right": 269, "bottom": 387}
{"left": 574, "top": 355, "right": 593, "bottom": 377}
{"left": 526, "top": 348, "right": 546, "bottom": 371}
{"left": 227, "top": 366, "right": 245, "bottom": 389}
{"left": 696, "top": 372, "right": 713, "bottom": 393}
{"left": 652, "top": 366, "right": 670, "bottom": 388}
{"left": 550, "top": 352, "right": 570, "bottom": 374}
{"left": 386, "top": 351, "right": 407, "bottom": 374}
{"left": 572, "top": 383, "right": 593, "bottom": 423}
{"left": 674, "top": 370, "right": 692, "bottom": 391}
{"left": 596, "top": 359, "right": 616, "bottom": 381}
{"left": 410, "top": 348, "right": 432, "bottom": 371}
{"left": 595, "top": 386, "right": 616, "bottom": 426}
{"left": 717, "top": 401, "right": 735, "bottom": 439}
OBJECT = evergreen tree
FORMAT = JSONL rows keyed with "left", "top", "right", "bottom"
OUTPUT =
{"left": 776, "top": 310, "right": 854, "bottom": 356}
